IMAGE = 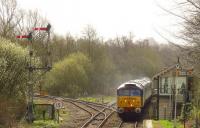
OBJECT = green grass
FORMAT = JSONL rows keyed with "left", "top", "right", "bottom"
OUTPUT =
{"left": 79, "top": 97, "right": 97, "bottom": 102}
{"left": 19, "top": 120, "right": 59, "bottom": 128}
{"left": 59, "top": 109, "right": 69, "bottom": 121}
{"left": 19, "top": 97, "right": 69, "bottom": 128}
{"left": 20, "top": 109, "right": 69, "bottom": 128}
{"left": 32, "top": 120, "right": 59, "bottom": 128}
{"left": 153, "top": 120, "right": 184, "bottom": 128}
{"left": 33, "top": 98, "right": 54, "bottom": 104}
{"left": 79, "top": 95, "right": 115, "bottom": 104}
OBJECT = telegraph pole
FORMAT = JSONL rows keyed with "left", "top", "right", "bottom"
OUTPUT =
{"left": 174, "top": 61, "right": 180, "bottom": 128}
{"left": 174, "top": 81, "right": 177, "bottom": 128}
{"left": 183, "top": 71, "right": 188, "bottom": 128}
{"left": 157, "top": 76, "right": 160, "bottom": 120}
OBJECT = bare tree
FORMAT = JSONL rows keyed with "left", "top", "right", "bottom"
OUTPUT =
{"left": 82, "top": 25, "right": 97, "bottom": 41}
{"left": 178, "top": 0, "right": 200, "bottom": 76}
{"left": 82, "top": 25, "right": 98, "bottom": 60}
{"left": 0, "top": 0, "right": 49, "bottom": 40}
{"left": 156, "top": 0, "right": 200, "bottom": 76}
{"left": 0, "top": 0, "right": 23, "bottom": 39}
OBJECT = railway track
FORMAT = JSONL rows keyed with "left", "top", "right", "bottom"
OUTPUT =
{"left": 118, "top": 121, "right": 137, "bottom": 128}
{"left": 36, "top": 95, "right": 116, "bottom": 111}
{"left": 63, "top": 98, "right": 106, "bottom": 128}
{"left": 35, "top": 95, "right": 144, "bottom": 128}
{"left": 35, "top": 95, "right": 116, "bottom": 128}
{"left": 63, "top": 97, "right": 116, "bottom": 111}
{"left": 58, "top": 96, "right": 116, "bottom": 128}
{"left": 66, "top": 99, "right": 143, "bottom": 128}
{"left": 79, "top": 101, "right": 116, "bottom": 128}
{"left": 118, "top": 121, "right": 142, "bottom": 128}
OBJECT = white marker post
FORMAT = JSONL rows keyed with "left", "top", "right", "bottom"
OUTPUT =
{"left": 54, "top": 101, "right": 64, "bottom": 123}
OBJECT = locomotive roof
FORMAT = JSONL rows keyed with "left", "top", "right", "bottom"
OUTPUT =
{"left": 117, "top": 77, "right": 151, "bottom": 90}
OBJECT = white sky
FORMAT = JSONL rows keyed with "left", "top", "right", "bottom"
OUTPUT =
{"left": 17, "top": 0, "right": 182, "bottom": 43}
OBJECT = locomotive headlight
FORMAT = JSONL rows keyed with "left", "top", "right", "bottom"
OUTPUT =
{"left": 132, "top": 100, "right": 135, "bottom": 103}
{"left": 118, "top": 108, "right": 124, "bottom": 113}
{"left": 135, "top": 108, "right": 141, "bottom": 113}
{"left": 125, "top": 100, "right": 127, "bottom": 102}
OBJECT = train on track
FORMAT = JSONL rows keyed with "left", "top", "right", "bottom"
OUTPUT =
{"left": 117, "top": 77, "right": 152, "bottom": 116}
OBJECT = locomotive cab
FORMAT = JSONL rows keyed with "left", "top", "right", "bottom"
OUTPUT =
{"left": 116, "top": 77, "right": 151, "bottom": 115}
{"left": 117, "top": 84, "right": 142, "bottom": 113}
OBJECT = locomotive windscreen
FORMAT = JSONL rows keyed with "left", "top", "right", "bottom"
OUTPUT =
{"left": 130, "top": 90, "right": 141, "bottom": 96}
{"left": 118, "top": 89, "right": 129, "bottom": 96}
{"left": 118, "top": 89, "right": 141, "bottom": 96}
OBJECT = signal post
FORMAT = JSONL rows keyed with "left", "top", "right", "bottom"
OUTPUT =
{"left": 16, "top": 24, "right": 52, "bottom": 123}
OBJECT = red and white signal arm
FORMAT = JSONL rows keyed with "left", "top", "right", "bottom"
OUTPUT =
{"left": 54, "top": 101, "right": 64, "bottom": 109}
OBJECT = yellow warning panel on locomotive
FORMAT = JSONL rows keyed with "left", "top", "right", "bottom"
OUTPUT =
{"left": 117, "top": 96, "right": 141, "bottom": 108}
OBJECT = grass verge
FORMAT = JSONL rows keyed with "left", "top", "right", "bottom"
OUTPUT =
{"left": 20, "top": 120, "right": 59, "bottom": 128}
{"left": 78, "top": 95, "right": 115, "bottom": 104}
{"left": 153, "top": 120, "right": 184, "bottom": 128}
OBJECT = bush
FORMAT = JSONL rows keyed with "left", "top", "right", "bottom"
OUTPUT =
{"left": 0, "top": 37, "right": 28, "bottom": 99}
{"left": 0, "top": 37, "right": 29, "bottom": 127}
{"left": 45, "top": 52, "right": 93, "bottom": 97}
{"left": 180, "top": 103, "right": 193, "bottom": 122}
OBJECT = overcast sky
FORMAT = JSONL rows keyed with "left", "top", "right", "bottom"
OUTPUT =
{"left": 17, "top": 0, "right": 182, "bottom": 43}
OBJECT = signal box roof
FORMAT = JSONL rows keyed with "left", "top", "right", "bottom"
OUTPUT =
{"left": 152, "top": 63, "right": 193, "bottom": 80}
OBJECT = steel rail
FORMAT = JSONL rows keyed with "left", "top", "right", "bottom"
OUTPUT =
{"left": 97, "top": 111, "right": 115, "bottom": 128}
{"left": 118, "top": 121, "right": 123, "bottom": 128}
{"left": 35, "top": 95, "right": 116, "bottom": 111}
{"left": 62, "top": 97, "right": 108, "bottom": 128}
{"left": 80, "top": 108, "right": 107, "bottom": 128}
{"left": 118, "top": 121, "right": 139, "bottom": 128}
{"left": 35, "top": 95, "right": 98, "bottom": 127}
{"left": 63, "top": 98, "right": 104, "bottom": 112}
{"left": 63, "top": 97, "right": 116, "bottom": 111}
{"left": 79, "top": 100, "right": 116, "bottom": 128}
{"left": 63, "top": 99, "right": 93, "bottom": 117}
{"left": 134, "top": 121, "right": 138, "bottom": 128}
{"left": 35, "top": 95, "right": 116, "bottom": 128}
